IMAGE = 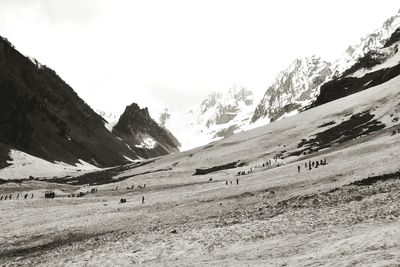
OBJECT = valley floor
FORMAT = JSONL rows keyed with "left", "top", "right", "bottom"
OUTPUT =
{"left": 1, "top": 76, "right": 400, "bottom": 266}
{"left": 1, "top": 129, "right": 400, "bottom": 266}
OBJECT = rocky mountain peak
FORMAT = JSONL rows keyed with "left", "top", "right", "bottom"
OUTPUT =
{"left": 112, "top": 103, "right": 180, "bottom": 158}
{"left": 334, "top": 11, "right": 400, "bottom": 75}
{"left": 251, "top": 56, "right": 332, "bottom": 124}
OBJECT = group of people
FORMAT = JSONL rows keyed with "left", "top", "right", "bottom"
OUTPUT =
{"left": 237, "top": 168, "right": 254, "bottom": 176}
{"left": 126, "top": 184, "right": 146, "bottom": 190}
{"left": 237, "top": 154, "right": 287, "bottom": 177}
{"left": 0, "top": 193, "right": 33, "bottom": 201}
{"left": 67, "top": 187, "right": 98, "bottom": 198}
{"left": 298, "top": 158, "right": 328, "bottom": 172}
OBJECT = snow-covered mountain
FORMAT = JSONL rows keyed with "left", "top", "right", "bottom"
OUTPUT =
{"left": 96, "top": 110, "right": 119, "bottom": 131}
{"left": 251, "top": 56, "right": 332, "bottom": 124}
{"left": 159, "top": 86, "right": 256, "bottom": 150}
{"left": 251, "top": 9, "right": 400, "bottom": 126}
{"left": 333, "top": 9, "right": 400, "bottom": 75}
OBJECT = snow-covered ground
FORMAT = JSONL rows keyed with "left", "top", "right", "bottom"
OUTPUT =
{"left": 0, "top": 149, "right": 99, "bottom": 180}
{"left": 1, "top": 74, "right": 400, "bottom": 266}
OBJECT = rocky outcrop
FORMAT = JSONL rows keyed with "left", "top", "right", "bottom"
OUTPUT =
{"left": 112, "top": 103, "right": 180, "bottom": 158}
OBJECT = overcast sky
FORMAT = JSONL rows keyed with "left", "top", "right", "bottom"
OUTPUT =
{"left": 0, "top": 0, "right": 399, "bottom": 116}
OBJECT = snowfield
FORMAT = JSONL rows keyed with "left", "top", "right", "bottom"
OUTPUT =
{"left": 0, "top": 150, "right": 99, "bottom": 180}
{"left": 1, "top": 75, "right": 400, "bottom": 266}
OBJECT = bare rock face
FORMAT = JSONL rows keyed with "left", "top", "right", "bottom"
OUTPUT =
{"left": 251, "top": 56, "right": 332, "bottom": 123}
{"left": 112, "top": 103, "right": 180, "bottom": 159}
{"left": 0, "top": 36, "right": 137, "bottom": 167}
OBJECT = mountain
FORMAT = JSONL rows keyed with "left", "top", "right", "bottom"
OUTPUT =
{"left": 252, "top": 10, "right": 400, "bottom": 126}
{"left": 314, "top": 27, "right": 400, "bottom": 107}
{"left": 0, "top": 36, "right": 138, "bottom": 168}
{"left": 159, "top": 86, "right": 256, "bottom": 150}
{"left": 251, "top": 56, "right": 332, "bottom": 124}
{"left": 333, "top": 10, "right": 400, "bottom": 75}
{"left": 112, "top": 103, "right": 180, "bottom": 159}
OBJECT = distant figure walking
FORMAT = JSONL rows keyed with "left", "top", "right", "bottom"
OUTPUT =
{"left": 17, "top": 193, "right": 19, "bottom": 199}
{"left": 24, "top": 194, "right": 28, "bottom": 199}
{"left": 115, "top": 186, "right": 118, "bottom": 191}
{"left": 131, "top": 185, "right": 134, "bottom": 189}
{"left": 297, "top": 166, "right": 301, "bottom": 173}
{"left": 226, "top": 180, "right": 228, "bottom": 186}
{"left": 305, "top": 162, "right": 307, "bottom": 168}
{"left": 142, "top": 196, "right": 145, "bottom": 204}
{"left": 236, "top": 178, "right": 239, "bottom": 185}
{"left": 31, "top": 193, "right": 34, "bottom": 199}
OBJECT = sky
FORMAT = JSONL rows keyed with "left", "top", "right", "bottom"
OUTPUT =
{"left": 0, "top": 0, "right": 399, "bottom": 117}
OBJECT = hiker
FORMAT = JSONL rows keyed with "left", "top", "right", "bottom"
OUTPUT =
{"left": 138, "top": 185, "right": 142, "bottom": 189}
{"left": 9, "top": 194, "right": 12, "bottom": 200}
{"left": 305, "top": 162, "right": 307, "bottom": 168}
{"left": 0, "top": 195, "right": 2, "bottom": 200}
{"left": 226, "top": 180, "right": 228, "bottom": 185}
{"left": 24, "top": 194, "right": 28, "bottom": 199}
{"left": 142, "top": 196, "right": 145, "bottom": 204}
{"left": 323, "top": 158, "right": 327, "bottom": 165}
{"left": 309, "top": 164, "right": 312, "bottom": 170}
{"left": 16, "top": 193, "right": 19, "bottom": 199}
{"left": 238, "top": 171, "right": 241, "bottom": 176}
{"left": 298, "top": 165, "right": 301, "bottom": 173}
{"left": 320, "top": 159, "right": 323, "bottom": 165}
{"left": 131, "top": 185, "right": 134, "bottom": 189}
{"left": 115, "top": 186, "right": 118, "bottom": 191}
{"left": 5, "top": 195, "right": 7, "bottom": 200}
{"left": 230, "top": 181, "right": 232, "bottom": 184}
{"left": 236, "top": 178, "right": 239, "bottom": 185}
{"left": 315, "top": 161, "right": 319, "bottom": 168}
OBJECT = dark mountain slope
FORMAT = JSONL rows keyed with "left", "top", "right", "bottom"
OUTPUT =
{"left": 0, "top": 36, "right": 137, "bottom": 167}
{"left": 112, "top": 103, "right": 180, "bottom": 159}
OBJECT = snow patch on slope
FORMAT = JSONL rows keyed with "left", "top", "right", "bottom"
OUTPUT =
{"left": 135, "top": 136, "right": 157, "bottom": 149}
{"left": 0, "top": 150, "right": 99, "bottom": 180}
